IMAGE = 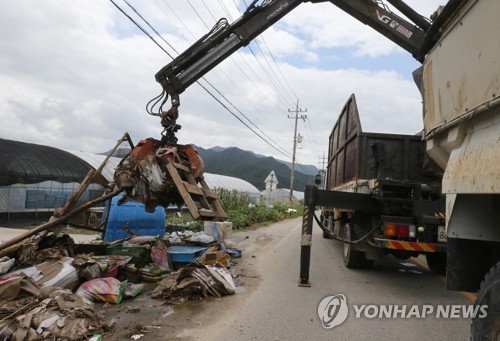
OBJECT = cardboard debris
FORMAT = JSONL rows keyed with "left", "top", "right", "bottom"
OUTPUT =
{"left": 152, "top": 262, "right": 235, "bottom": 300}
{"left": 2, "top": 257, "right": 79, "bottom": 291}
{"left": 0, "top": 288, "right": 103, "bottom": 340}
{"left": 0, "top": 274, "right": 39, "bottom": 305}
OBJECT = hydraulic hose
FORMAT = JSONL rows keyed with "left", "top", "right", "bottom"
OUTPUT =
{"left": 313, "top": 213, "right": 379, "bottom": 245}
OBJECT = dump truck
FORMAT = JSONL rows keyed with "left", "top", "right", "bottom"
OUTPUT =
{"left": 319, "top": 93, "right": 446, "bottom": 272}
{"left": 114, "top": 0, "right": 498, "bottom": 338}
{"left": 297, "top": 1, "right": 499, "bottom": 338}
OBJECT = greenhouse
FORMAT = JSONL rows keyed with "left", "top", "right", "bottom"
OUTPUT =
{"left": 0, "top": 138, "right": 260, "bottom": 224}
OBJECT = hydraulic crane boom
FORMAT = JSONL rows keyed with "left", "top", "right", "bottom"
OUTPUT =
{"left": 152, "top": 0, "right": 429, "bottom": 144}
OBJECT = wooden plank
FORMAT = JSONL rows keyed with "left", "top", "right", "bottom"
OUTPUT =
{"left": 199, "top": 210, "right": 218, "bottom": 218}
{"left": 184, "top": 182, "right": 204, "bottom": 196}
{"left": 202, "top": 189, "right": 217, "bottom": 199}
{"left": 199, "top": 178, "right": 227, "bottom": 218}
{"left": 166, "top": 164, "right": 227, "bottom": 221}
{"left": 166, "top": 163, "right": 200, "bottom": 219}
{"left": 173, "top": 162, "right": 190, "bottom": 172}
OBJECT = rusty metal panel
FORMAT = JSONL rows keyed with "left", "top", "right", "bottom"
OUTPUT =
{"left": 326, "top": 94, "right": 444, "bottom": 191}
{"left": 326, "top": 94, "right": 362, "bottom": 189}
{"left": 344, "top": 138, "right": 357, "bottom": 183}
{"left": 359, "top": 134, "right": 405, "bottom": 180}
{"left": 423, "top": 0, "right": 500, "bottom": 134}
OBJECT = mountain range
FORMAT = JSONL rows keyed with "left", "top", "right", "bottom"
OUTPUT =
{"left": 105, "top": 145, "right": 317, "bottom": 191}
{"left": 195, "top": 146, "right": 317, "bottom": 191}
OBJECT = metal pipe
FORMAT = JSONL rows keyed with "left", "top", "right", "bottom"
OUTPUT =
{"left": 386, "top": 0, "right": 431, "bottom": 31}
{"left": 420, "top": 0, "right": 467, "bottom": 54}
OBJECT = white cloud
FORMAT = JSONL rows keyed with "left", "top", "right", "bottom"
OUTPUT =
{"left": 0, "top": 0, "right": 441, "bottom": 168}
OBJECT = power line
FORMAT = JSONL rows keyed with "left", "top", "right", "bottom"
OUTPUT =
{"left": 111, "top": 0, "right": 293, "bottom": 159}
{"left": 241, "top": 0, "right": 299, "bottom": 105}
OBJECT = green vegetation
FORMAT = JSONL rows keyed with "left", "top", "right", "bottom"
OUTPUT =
{"left": 217, "top": 189, "right": 303, "bottom": 229}
{"left": 165, "top": 190, "right": 303, "bottom": 231}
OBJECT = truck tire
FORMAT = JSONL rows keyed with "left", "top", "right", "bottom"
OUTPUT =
{"left": 426, "top": 252, "right": 446, "bottom": 275}
{"left": 321, "top": 215, "right": 332, "bottom": 239}
{"left": 343, "top": 223, "right": 360, "bottom": 268}
{"left": 471, "top": 262, "right": 500, "bottom": 341}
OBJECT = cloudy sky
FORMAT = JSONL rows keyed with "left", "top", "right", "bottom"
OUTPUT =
{"left": 0, "top": 0, "right": 444, "bottom": 173}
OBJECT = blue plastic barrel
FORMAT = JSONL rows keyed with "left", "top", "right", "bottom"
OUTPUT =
{"left": 102, "top": 195, "right": 165, "bottom": 242}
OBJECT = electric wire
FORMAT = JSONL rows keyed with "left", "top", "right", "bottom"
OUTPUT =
{"left": 115, "top": 0, "right": 319, "bottom": 171}
{"left": 182, "top": 1, "right": 291, "bottom": 152}
{"left": 200, "top": 0, "right": 295, "bottom": 110}
{"left": 196, "top": 78, "right": 293, "bottom": 158}
{"left": 112, "top": 0, "right": 293, "bottom": 159}
{"left": 240, "top": 0, "right": 299, "bottom": 105}
{"left": 208, "top": 0, "right": 296, "bottom": 108}
{"left": 157, "top": 0, "right": 291, "bottom": 128}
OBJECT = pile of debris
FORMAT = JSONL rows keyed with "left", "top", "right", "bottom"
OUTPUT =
{"left": 0, "top": 222, "right": 241, "bottom": 340}
{"left": 0, "top": 133, "right": 242, "bottom": 339}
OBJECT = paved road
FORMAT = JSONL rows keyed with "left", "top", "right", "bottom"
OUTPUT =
{"left": 0, "top": 227, "right": 99, "bottom": 244}
{"left": 182, "top": 216, "right": 473, "bottom": 341}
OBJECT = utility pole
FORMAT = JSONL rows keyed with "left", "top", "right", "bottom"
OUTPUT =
{"left": 318, "top": 153, "right": 327, "bottom": 189}
{"left": 288, "top": 99, "right": 307, "bottom": 202}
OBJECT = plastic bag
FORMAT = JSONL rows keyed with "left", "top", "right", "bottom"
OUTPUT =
{"left": 124, "top": 283, "right": 145, "bottom": 298}
{"left": 151, "top": 239, "right": 170, "bottom": 268}
{"left": 0, "top": 257, "right": 15, "bottom": 275}
{"left": 76, "top": 277, "right": 128, "bottom": 304}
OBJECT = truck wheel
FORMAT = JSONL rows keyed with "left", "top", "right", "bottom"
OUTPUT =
{"left": 425, "top": 253, "right": 446, "bottom": 275}
{"left": 321, "top": 216, "right": 332, "bottom": 239}
{"left": 343, "top": 223, "right": 360, "bottom": 268}
{"left": 358, "top": 253, "right": 374, "bottom": 269}
{"left": 471, "top": 262, "right": 500, "bottom": 341}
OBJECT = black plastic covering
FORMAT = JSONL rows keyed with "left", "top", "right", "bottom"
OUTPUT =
{"left": 0, "top": 138, "right": 94, "bottom": 186}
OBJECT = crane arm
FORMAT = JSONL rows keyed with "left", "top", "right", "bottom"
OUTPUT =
{"left": 152, "top": 0, "right": 429, "bottom": 143}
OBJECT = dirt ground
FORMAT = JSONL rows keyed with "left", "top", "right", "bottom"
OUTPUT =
{"left": 96, "top": 224, "right": 279, "bottom": 340}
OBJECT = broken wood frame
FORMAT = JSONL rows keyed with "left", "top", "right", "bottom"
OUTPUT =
{"left": 166, "top": 162, "right": 227, "bottom": 221}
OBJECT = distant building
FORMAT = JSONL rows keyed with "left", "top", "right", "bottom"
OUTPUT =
{"left": 261, "top": 170, "right": 301, "bottom": 206}
{"left": 264, "top": 170, "right": 278, "bottom": 191}
{"left": 202, "top": 173, "right": 260, "bottom": 203}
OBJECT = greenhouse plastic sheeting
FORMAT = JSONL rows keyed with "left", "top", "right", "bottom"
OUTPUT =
{"left": 0, "top": 138, "right": 94, "bottom": 186}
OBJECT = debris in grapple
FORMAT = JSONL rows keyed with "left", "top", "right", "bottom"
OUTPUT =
{"left": 113, "top": 138, "right": 227, "bottom": 221}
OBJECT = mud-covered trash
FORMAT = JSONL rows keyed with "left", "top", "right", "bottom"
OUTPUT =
{"left": 123, "top": 283, "right": 145, "bottom": 299}
{"left": 152, "top": 262, "right": 235, "bottom": 300}
{"left": 150, "top": 239, "right": 170, "bottom": 269}
{"left": 76, "top": 277, "right": 128, "bottom": 304}
{"left": 0, "top": 257, "right": 15, "bottom": 275}
{"left": 186, "top": 232, "right": 215, "bottom": 245}
{"left": 0, "top": 273, "right": 39, "bottom": 306}
{"left": 139, "top": 264, "right": 171, "bottom": 282}
{"left": 74, "top": 254, "right": 133, "bottom": 281}
{"left": 1, "top": 257, "right": 79, "bottom": 291}
{"left": 0, "top": 288, "right": 102, "bottom": 340}
{"left": 17, "top": 233, "right": 75, "bottom": 267}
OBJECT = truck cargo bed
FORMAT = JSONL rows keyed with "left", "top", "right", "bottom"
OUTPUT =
{"left": 327, "top": 94, "right": 442, "bottom": 189}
